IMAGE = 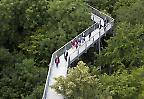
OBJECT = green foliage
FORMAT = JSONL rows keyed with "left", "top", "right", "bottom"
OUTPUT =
{"left": 52, "top": 61, "right": 112, "bottom": 99}
{"left": 0, "top": 0, "right": 50, "bottom": 49}
{"left": 19, "top": 28, "right": 67, "bottom": 66}
{"left": 0, "top": 48, "right": 15, "bottom": 66}
{"left": 53, "top": 61, "right": 144, "bottom": 99}
{"left": 48, "top": 0, "right": 91, "bottom": 35}
{"left": 0, "top": 48, "right": 47, "bottom": 99}
{"left": 114, "top": 0, "right": 137, "bottom": 11}
{"left": 96, "top": 22, "right": 144, "bottom": 72}
{"left": 19, "top": 0, "right": 91, "bottom": 66}
{"left": 24, "top": 85, "right": 44, "bottom": 99}
{"left": 0, "top": 0, "right": 92, "bottom": 98}
{"left": 52, "top": 0, "right": 144, "bottom": 99}
{"left": 87, "top": 0, "right": 118, "bottom": 14}
{"left": 2, "top": 0, "right": 144, "bottom": 98}
{"left": 114, "top": 0, "right": 144, "bottom": 25}
{"left": 98, "top": 67, "right": 144, "bottom": 99}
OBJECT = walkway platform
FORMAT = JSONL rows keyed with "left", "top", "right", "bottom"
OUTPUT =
{"left": 42, "top": 5, "right": 114, "bottom": 99}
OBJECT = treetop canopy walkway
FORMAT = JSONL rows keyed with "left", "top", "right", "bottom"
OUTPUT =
{"left": 42, "top": 5, "right": 114, "bottom": 99}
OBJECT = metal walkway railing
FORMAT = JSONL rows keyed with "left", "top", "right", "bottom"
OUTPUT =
{"left": 42, "top": 5, "right": 114, "bottom": 99}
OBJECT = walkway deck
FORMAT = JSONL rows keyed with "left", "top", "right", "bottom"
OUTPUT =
{"left": 42, "top": 5, "right": 114, "bottom": 99}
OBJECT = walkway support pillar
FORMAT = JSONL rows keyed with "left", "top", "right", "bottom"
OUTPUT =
{"left": 98, "top": 29, "right": 101, "bottom": 54}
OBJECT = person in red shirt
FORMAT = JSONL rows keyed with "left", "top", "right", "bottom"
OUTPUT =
{"left": 74, "top": 39, "right": 78, "bottom": 49}
{"left": 71, "top": 39, "right": 78, "bottom": 49}
{"left": 55, "top": 55, "right": 60, "bottom": 67}
{"left": 71, "top": 40, "right": 75, "bottom": 49}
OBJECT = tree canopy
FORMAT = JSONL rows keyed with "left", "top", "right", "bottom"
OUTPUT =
{"left": 0, "top": 0, "right": 91, "bottom": 98}
{"left": 53, "top": 0, "right": 144, "bottom": 99}
{"left": 1, "top": 0, "right": 144, "bottom": 98}
{"left": 53, "top": 61, "right": 144, "bottom": 99}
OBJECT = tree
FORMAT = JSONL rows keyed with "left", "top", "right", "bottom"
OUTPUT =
{"left": 51, "top": 1, "right": 144, "bottom": 99}
{"left": 0, "top": 48, "right": 47, "bottom": 99}
{"left": 87, "top": 0, "right": 118, "bottom": 14}
{"left": 0, "top": 0, "right": 50, "bottom": 50}
{"left": 53, "top": 61, "right": 144, "bottom": 99}
{"left": 0, "top": 0, "right": 92, "bottom": 98}
{"left": 19, "top": 0, "right": 91, "bottom": 66}
{"left": 95, "top": 22, "right": 144, "bottom": 73}
{"left": 114, "top": 0, "right": 144, "bottom": 25}
{"left": 19, "top": 28, "right": 67, "bottom": 66}
{"left": 52, "top": 61, "right": 111, "bottom": 99}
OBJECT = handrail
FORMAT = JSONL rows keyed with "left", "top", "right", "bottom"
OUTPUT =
{"left": 87, "top": 4, "right": 114, "bottom": 26}
{"left": 42, "top": 22, "right": 98, "bottom": 99}
{"left": 42, "top": 5, "right": 114, "bottom": 99}
{"left": 69, "top": 22, "right": 112, "bottom": 63}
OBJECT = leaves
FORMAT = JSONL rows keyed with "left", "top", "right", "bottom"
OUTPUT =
{"left": 0, "top": 48, "right": 47, "bottom": 99}
{"left": 18, "top": 0, "right": 91, "bottom": 66}
{"left": 52, "top": 61, "right": 111, "bottom": 99}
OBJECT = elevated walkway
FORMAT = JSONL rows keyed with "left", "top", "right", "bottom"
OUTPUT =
{"left": 42, "top": 5, "right": 114, "bottom": 99}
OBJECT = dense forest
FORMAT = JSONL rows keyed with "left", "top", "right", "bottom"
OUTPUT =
{"left": 0, "top": 0, "right": 144, "bottom": 99}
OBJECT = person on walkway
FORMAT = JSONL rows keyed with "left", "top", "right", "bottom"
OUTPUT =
{"left": 71, "top": 40, "right": 75, "bottom": 49}
{"left": 75, "top": 39, "right": 78, "bottom": 49}
{"left": 71, "top": 39, "right": 78, "bottom": 49}
{"left": 99, "top": 19, "right": 102, "bottom": 29}
{"left": 55, "top": 55, "right": 60, "bottom": 67}
{"left": 64, "top": 50, "right": 68, "bottom": 61}
{"left": 101, "top": 19, "right": 104, "bottom": 29}
{"left": 82, "top": 33, "right": 85, "bottom": 43}
{"left": 78, "top": 37, "right": 82, "bottom": 46}
{"left": 89, "top": 32, "right": 91, "bottom": 41}
{"left": 98, "top": 20, "right": 101, "bottom": 30}
{"left": 98, "top": 21, "right": 101, "bottom": 37}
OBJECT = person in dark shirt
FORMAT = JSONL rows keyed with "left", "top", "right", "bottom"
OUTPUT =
{"left": 64, "top": 50, "right": 68, "bottom": 61}
{"left": 78, "top": 37, "right": 82, "bottom": 46}
{"left": 89, "top": 32, "right": 91, "bottom": 41}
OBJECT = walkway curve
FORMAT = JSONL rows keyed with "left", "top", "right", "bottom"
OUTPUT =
{"left": 42, "top": 5, "right": 114, "bottom": 99}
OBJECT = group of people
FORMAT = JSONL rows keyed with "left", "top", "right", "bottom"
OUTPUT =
{"left": 54, "top": 17, "right": 108, "bottom": 67}
{"left": 55, "top": 33, "right": 86, "bottom": 67}
{"left": 71, "top": 33, "right": 86, "bottom": 49}
{"left": 55, "top": 50, "right": 68, "bottom": 67}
